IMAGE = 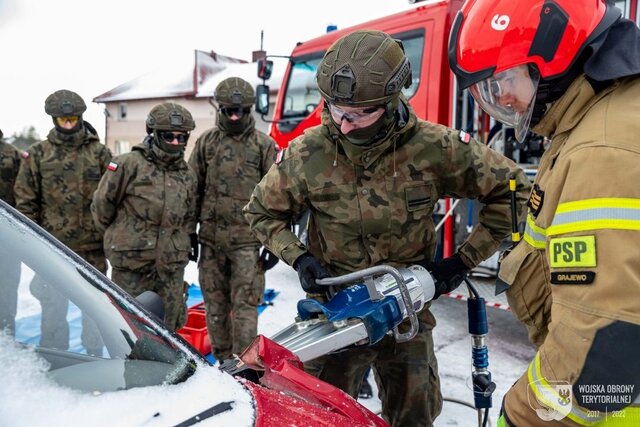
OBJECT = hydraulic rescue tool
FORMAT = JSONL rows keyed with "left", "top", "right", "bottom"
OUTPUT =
{"left": 270, "top": 265, "right": 435, "bottom": 362}
{"left": 222, "top": 264, "right": 496, "bottom": 426}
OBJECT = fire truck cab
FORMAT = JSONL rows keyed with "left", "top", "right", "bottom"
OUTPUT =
{"left": 255, "top": 0, "right": 640, "bottom": 264}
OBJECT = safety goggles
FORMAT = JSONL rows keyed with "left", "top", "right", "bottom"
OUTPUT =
{"left": 55, "top": 116, "right": 80, "bottom": 127}
{"left": 468, "top": 64, "right": 540, "bottom": 143}
{"left": 221, "top": 106, "right": 249, "bottom": 118}
{"left": 158, "top": 131, "right": 189, "bottom": 144}
{"left": 327, "top": 103, "right": 385, "bottom": 126}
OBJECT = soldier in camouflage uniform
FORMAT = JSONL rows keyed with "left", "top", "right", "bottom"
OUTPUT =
{"left": 188, "top": 77, "right": 277, "bottom": 361}
{"left": 244, "top": 30, "right": 531, "bottom": 427}
{"left": 14, "top": 90, "right": 112, "bottom": 355}
{"left": 0, "top": 128, "right": 23, "bottom": 335}
{"left": 91, "top": 102, "right": 197, "bottom": 331}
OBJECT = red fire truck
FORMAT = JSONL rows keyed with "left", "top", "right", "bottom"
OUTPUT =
{"left": 255, "top": 0, "right": 640, "bottom": 262}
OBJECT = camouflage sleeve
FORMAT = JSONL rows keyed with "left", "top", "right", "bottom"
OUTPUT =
{"left": 187, "top": 132, "right": 209, "bottom": 224}
{"left": 442, "top": 132, "right": 531, "bottom": 267}
{"left": 14, "top": 148, "right": 41, "bottom": 223}
{"left": 261, "top": 135, "right": 277, "bottom": 177}
{"left": 243, "top": 141, "right": 309, "bottom": 266}
{"left": 90, "top": 157, "right": 131, "bottom": 234}
{"left": 100, "top": 145, "right": 113, "bottom": 174}
{"left": 184, "top": 170, "right": 198, "bottom": 235}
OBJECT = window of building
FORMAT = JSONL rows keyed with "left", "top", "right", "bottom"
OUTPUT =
{"left": 115, "top": 140, "right": 130, "bottom": 155}
{"left": 118, "top": 103, "right": 127, "bottom": 121}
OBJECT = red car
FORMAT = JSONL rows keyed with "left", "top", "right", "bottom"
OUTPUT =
{"left": 0, "top": 199, "right": 386, "bottom": 427}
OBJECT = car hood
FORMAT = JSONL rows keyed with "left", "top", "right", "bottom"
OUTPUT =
{"left": 0, "top": 334, "right": 255, "bottom": 427}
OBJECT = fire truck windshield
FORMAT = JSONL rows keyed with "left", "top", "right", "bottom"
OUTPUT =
{"left": 281, "top": 55, "right": 324, "bottom": 121}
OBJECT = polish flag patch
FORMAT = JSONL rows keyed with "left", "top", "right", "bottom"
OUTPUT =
{"left": 107, "top": 161, "right": 119, "bottom": 171}
{"left": 459, "top": 131, "right": 471, "bottom": 144}
{"left": 21, "top": 151, "right": 29, "bottom": 159}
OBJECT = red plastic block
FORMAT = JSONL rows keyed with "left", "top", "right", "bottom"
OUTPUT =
{"left": 177, "top": 302, "right": 211, "bottom": 355}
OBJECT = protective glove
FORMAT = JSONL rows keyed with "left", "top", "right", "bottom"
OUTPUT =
{"left": 259, "top": 248, "right": 279, "bottom": 271}
{"left": 425, "top": 253, "right": 470, "bottom": 299}
{"left": 188, "top": 233, "right": 199, "bottom": 262}
{"left": 293, "top": 253, "right": 330, "bottom": 294}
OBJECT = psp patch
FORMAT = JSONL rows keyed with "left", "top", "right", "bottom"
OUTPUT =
{"left": 550, "top": 235, "right": 596, "bottom": 268}
{"left": 107, "top": 161, "right": 119, "bottom": 172}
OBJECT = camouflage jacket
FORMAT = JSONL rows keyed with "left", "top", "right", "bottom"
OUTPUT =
{"left": 91, "top": 138, "right": 197, "bottom": 272}
{"left": 189, "top": 118, "right": 276, "bottom": 250}
{"left": 0, "top": 140, "right": 22, "bottom": 207}
{"left": 244, "top": 103, "right": 531, "bottom": 276}
{"left": 14, "top": 126, "right": 112, "bottom": 251}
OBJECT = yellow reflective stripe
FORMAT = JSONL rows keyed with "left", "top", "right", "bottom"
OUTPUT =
{"left": 527, "top": 214, "right": 546, "bottom": 235}
{"left": 593, "top": 407, "right": 640, "bottom": 426}
{"left": 548, "top": 219, "right": 640, "bottom": 236}
{"left": 556, "top": 198, "right": 640, "bottom": 213}
{"left": 527, "top": 353, "right": 601, "bottom": 425}
{"left": 524, "top": 214, "right": 547, "bottom": 249}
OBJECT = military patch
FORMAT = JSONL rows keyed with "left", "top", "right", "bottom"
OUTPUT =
{"left": 21, "top": 151, "right": 29, "bottom": 159}
{"left": 107, "top": 161, "right": 119, "bottom": 172}
{"left": 276, "top": 148, "right": 287, "bottom": 165}
{"left": 551, "top": 271, "right": 596, "bottom": 285}
{"left": 550, "top": 235, "right": 596, "bottom": 268}
{"left": 527, "top": 184, "right": 544, "bottom": 217}
{"left": 458, "top": 130, "right": 471, "bottom": 144}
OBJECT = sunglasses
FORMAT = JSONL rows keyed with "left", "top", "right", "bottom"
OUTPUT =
{"left": 55, "top": 116, "right": 80, "bottom": 126}
{"left": 158, "top": 131, "right": 189, "bottom": 143}
{"left": 327, "top": 103, "right": 384, "bottom": 125}
{"left": 221, "top": 106, "right": 249, "bottom": 118}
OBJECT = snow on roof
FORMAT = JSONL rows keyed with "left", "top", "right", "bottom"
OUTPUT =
{"left": 93, "top": 50, "right": 285, "bottom": 103}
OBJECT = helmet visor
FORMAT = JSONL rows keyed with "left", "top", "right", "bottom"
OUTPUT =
{"left": 469, "top": 64, "right": 539, "bottom": 142}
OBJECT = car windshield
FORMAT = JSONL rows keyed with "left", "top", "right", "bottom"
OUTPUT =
{"left": 0, "top": 202, "right": 199, "bottom": 393}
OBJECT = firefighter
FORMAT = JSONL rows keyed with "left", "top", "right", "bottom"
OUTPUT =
{"left": 188, "top": 77, "right": 277, "bottom": 361}
{"left": 91, "top": 102, "right": 197, "bottom": 331}
{"left": 14, "top": 90, "right": 112, "bottom": 355}
{"left": 0, "top": 128, "right": 22, "bottom": 335}
{"left": 244, "top": 29, "right": 530, "bottom": 427}
{"left": 449, "top": 0, "right": 640, "bottom": 425}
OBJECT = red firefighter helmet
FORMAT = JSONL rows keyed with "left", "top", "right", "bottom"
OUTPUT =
{"left": 448, "top": 0, "right": 620, "bottom": 141}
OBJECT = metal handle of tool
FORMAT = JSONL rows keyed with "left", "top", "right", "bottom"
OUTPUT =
{"left": 316, "top": 265, "right": 419, "bottom": 342}
{"left": 509, "top": 173, "right": 521, "bottom": 244}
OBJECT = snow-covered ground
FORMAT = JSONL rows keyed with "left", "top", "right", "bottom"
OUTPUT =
{"left": 185, "top": 260, "right": 537, "bottom": 426}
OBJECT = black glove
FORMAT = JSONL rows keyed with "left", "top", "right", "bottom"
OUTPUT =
{"left": 259, "top": 248, "right": 279, "bottom": 271}
{"left": 188, "top": 233, "right": 199, "bottom": 262}
{"left": 293, "top": 253, "right": 330, "bottom": 294}
{"left": 425, "top": 253, "right": 470, "bottom": 299}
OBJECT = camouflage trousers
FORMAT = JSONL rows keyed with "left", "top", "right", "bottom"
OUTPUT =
{"left": 304, "top": 307, "right": 443, "bottom": 427}
{"left": 199, "top": 244, "right": 261, "bottom": 361}
{"left": 29, "top": 249, "right": 106, "bottom": 355}
{"left": 111, "top": 266, "right": 187, "bottom": 331}
{"left": 0, "top": 252, "right": 21, "bottom": 335}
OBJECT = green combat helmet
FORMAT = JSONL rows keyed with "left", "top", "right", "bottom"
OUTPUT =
{"left": 316, "top": 29, "right": 412, "bottom": 107}
{"left": 44, "top": 90, "right": 87, "bottom": 117}
{"left": 214, "top": 77, "right": 256, "bottom": 134}
{"left": 146, "top": 102, "right": 195, "bottom": 153}
{"left": 214, "top": 77, "right": 256, "bottom": 108}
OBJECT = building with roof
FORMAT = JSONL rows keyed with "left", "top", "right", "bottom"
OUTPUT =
{"left": 93, "top": 50, "right": 283, "bottom": 157}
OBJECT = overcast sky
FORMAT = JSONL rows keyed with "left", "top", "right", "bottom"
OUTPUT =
{"left": 0, "top": 0, "right": 418, "bottom": 141}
